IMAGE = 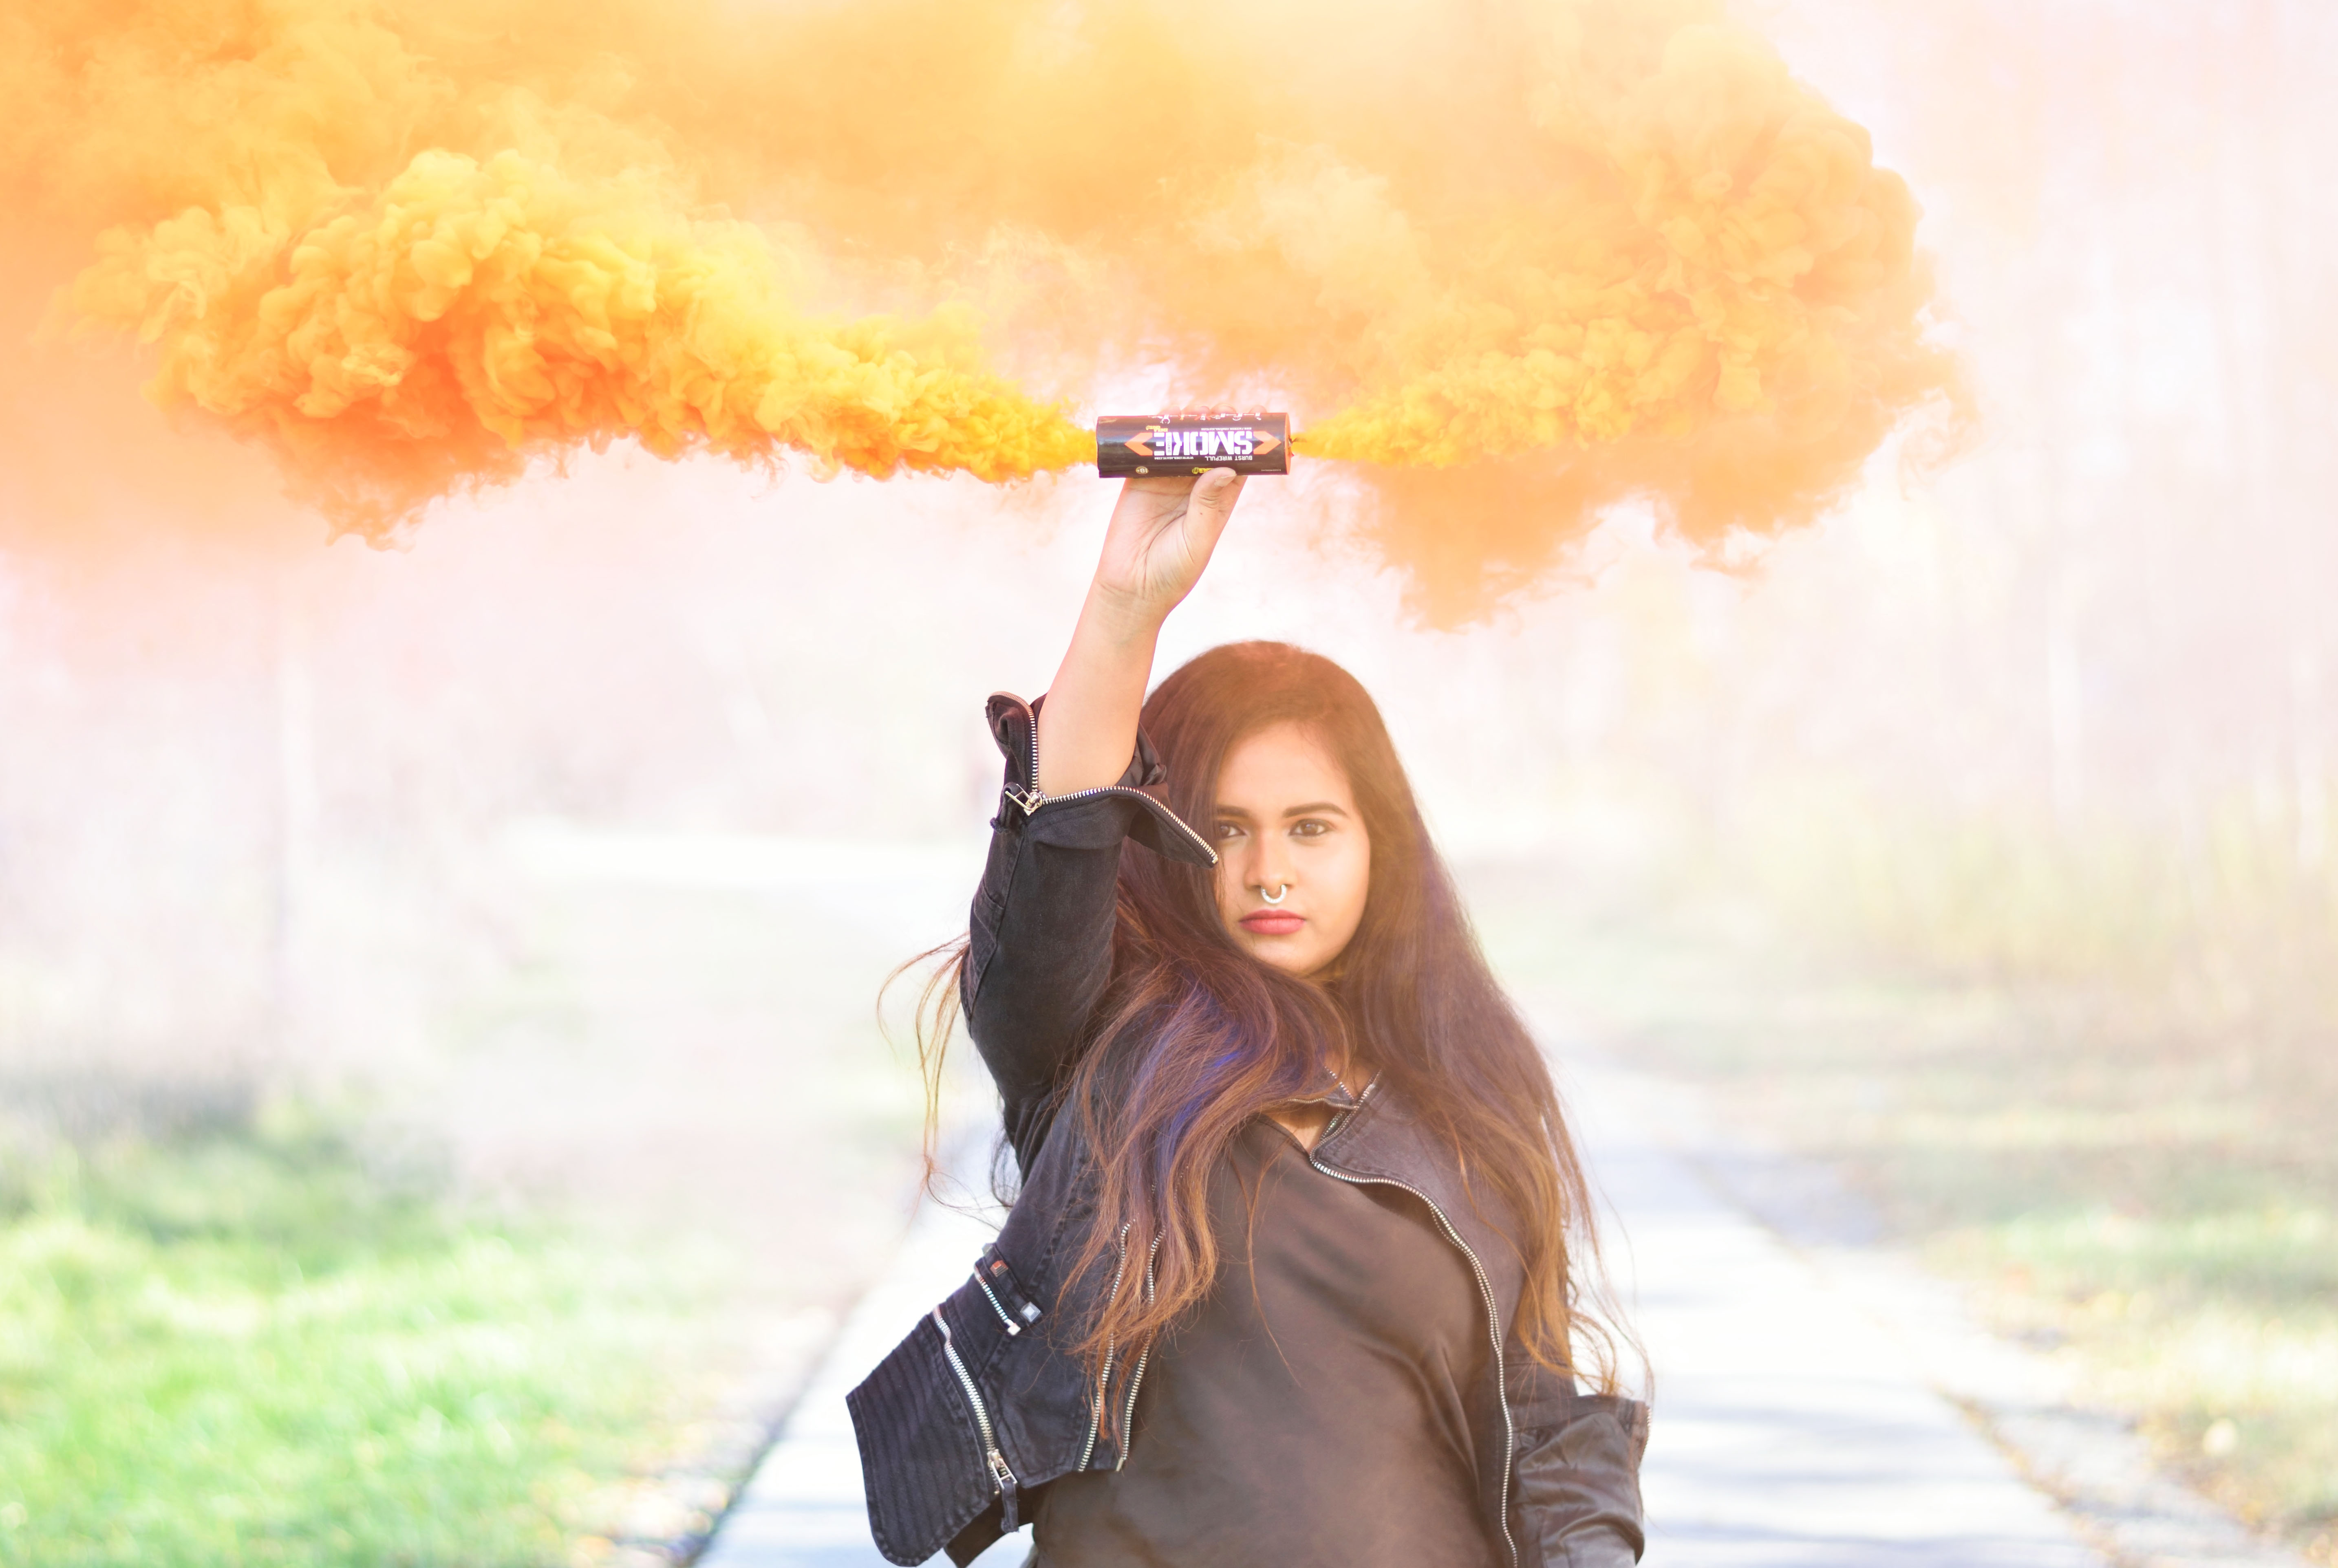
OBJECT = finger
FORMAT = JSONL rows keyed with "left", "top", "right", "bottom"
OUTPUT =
{"left": 1184, "top": 467, "right": 1246, "bottom": 546}
{"left": 1192, "top": 466, "right": 1243, "bottom": 503}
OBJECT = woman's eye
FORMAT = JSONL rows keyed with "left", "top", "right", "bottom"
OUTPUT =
{"left": 1291, "top": 819, "right": 1330, "bottom": 838}
{"left": 1215, "top": 821, "right": 1246, "bottom": 841}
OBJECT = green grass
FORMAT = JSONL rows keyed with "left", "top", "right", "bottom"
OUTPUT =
{"left": 0, "top": 1106, "right": 736, "bottom": 1568}
{"left": 1938, "top": 1207, "right": 2338, "bottom": 1539}
{"left": 1467, "top": 871, "right": 2338, "bottom": 1562}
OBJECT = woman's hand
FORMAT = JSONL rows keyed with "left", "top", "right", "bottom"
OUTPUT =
{"left": 1089, "top": 467, "right": 1247, "bottom": 633}
{"left": 1033, "top": 413, "right": 1251, "bottom": 798}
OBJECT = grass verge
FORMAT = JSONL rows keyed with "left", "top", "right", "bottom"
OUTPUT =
{"left": 0, "top": 1102, "right": 741, "bottom": 1568}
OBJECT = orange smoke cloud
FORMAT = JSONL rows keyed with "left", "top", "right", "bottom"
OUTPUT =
{"left": 4, "top": 0, "right": 1959, "bottom": 614}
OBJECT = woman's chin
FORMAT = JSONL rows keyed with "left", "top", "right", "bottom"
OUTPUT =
{"left": 1241, "top": 936, "right": 1325, "bottom": 976}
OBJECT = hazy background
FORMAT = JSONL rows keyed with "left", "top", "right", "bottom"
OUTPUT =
{"left": 8, "top": 0, "right": 2329, "bottom": 1180}
{"left": 2, "top": 0, "right": 2334, "bottom": 1561}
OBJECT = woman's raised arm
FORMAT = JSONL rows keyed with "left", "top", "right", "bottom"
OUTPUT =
{"left": 1035, "top": 465, "right": 1246, "bottom": 795}
{"left": 961, "top": 459, "right": 1245, "bottom": 1169}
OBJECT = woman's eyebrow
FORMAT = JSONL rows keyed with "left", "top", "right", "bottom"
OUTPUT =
{"left": 1214, "top": 801, "right": 1351, "bottom": 819}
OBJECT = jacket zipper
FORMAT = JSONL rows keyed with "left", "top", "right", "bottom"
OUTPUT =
{"left": 931, "top": 1306, "right": 1020, "bottom": 1532}
{"left": 1110, "top": 1236, "right": 1163, "bottom": 1471}
{"left": 973, "top": 1268, "right": 1022, "bottom": 1337}
{"left": 1077, "top": 1222, "right": 1134, "bottom": 1471}
{"left": 1310, "top": 1103, "right": 1524, "bottom": 1568}
{"left": 1005, "top": 704, "right": 1217, "bottom": 864}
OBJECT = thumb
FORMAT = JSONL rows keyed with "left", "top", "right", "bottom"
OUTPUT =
{"left": 1184, "top": 467, "right": 1246, "bottom": 547}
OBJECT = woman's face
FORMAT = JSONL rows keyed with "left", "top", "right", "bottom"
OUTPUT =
{"left": 1211, "top": 722, "right": 1372, "bottom": 979}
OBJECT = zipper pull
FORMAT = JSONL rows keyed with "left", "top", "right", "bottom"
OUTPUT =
{"left": 993, "top": 1453, "right": 1020, "bottom": 1531}
{"left": 1002, "top": 781, "right": 1045, "bottom": 816}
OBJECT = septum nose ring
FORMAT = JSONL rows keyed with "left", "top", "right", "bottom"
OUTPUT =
{"left": 1258, "top": 882, "right": 1291, "bottom": 905}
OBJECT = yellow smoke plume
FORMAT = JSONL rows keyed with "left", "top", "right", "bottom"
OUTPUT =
{"left": 3, "top": 0, "right": 1960, "bottom": 614}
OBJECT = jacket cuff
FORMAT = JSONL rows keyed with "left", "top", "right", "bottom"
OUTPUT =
{"left": 1014, "top": 788, "right": 1158, "bottom": 850}
{"left": 984, "top": 691, "right": 1215, "bottom": 866}
{"left": 1514, "top": 1391, "right": 1649, "bottom": 1566}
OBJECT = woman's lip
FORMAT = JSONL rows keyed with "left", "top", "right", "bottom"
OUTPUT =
{"left": 1240, "top": 911, "right": 1306, "bottom": 935}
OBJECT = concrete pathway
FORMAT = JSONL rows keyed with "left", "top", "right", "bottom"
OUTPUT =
{"left": 697, "top": 1160, "right": 1034, "bottom": 1568}
{"left": 702, "top": 1048, "right": 2115, "bottom": 1567}
{"left": 1561, "top": 1052, "right": 2102, "bottom": 1566}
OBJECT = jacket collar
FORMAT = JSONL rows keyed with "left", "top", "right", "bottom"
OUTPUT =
{"left": 1310, "top": 1077, "right": 1526, "bottom": 1341}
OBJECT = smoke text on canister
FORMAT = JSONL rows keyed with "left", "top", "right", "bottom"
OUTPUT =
{"left": 1095, "top": 414, "right": 1291, "bottom": 478}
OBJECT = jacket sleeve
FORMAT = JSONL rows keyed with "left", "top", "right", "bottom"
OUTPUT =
{"left": 961, "top": 692, "right": 1215, "bottom": 1173}
{"left": 1507, "top": 1353, "right": 1651, "bottom": 1566}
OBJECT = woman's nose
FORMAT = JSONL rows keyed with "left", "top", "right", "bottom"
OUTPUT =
{"left": 1248, "top": 836, "right": 1293, "bottom": 892}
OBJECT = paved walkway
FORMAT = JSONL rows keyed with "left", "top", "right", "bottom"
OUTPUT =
{"left": 698, "top": 1156, "right": 1032, "bottom": 1568}
{"left": 1561, "top": 1053, "right": 2100, "bottom": 1566}
{"left": 702, "top": 1045, "right": 2124, "bottom": 1567}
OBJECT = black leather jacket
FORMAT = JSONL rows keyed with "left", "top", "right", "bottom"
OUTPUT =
{"left": 848, "top": 694, "right": 1649, "bottom": 1567}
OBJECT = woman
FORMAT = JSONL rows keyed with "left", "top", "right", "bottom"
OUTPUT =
{"left": 850, "top": 461, "right": 1648, "bottom": 1567}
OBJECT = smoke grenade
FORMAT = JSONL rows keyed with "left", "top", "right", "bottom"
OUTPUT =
{"left": 1096, "top": 415, "right": 1290, "bottom": 479}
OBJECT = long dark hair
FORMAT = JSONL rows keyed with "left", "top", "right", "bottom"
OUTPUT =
{"left": 902, "top": 641, "right": 1626, "bottom": 1410}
